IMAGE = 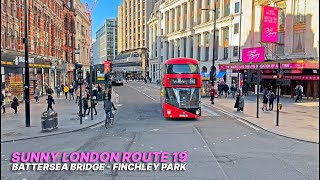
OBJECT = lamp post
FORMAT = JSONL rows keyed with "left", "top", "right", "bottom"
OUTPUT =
{"left": 237, "top": 0, "right": 243, "bottom": 90}
{"left": 202, "top": 0, "right": 217, "bottom": 86}
{"left": 23, "top": 0, "right": 31, "bottom": 127}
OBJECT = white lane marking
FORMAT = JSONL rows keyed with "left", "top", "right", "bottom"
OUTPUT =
{"left": 243, "top": 135, "right": 247, "bottom": 137}
{"left": 150, "top": 129, "right": 159, "bottom": 132}
{"left": 236, "top": 118, "right": 261, "bottom": 131}
{"left": 126, "top": 85, "right": 156, "bottom": 101}
{"left": 116, "top": 104, "right": 123, "bottom": 107}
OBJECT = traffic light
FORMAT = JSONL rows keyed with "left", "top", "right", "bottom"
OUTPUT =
{"left": 243, "top": 70, "right": 248, "bottom": 83}
{"left": 77, "top": 69, "right": 84, "bottom": 85}
{"left": 75, "top": 63, "right": 83, "bottom": 69}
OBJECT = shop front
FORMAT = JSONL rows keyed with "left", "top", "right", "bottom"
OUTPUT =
{"left": 1, "top": 52, "right": 51, "bottom": 103}
{"left": 219, "top": 60, "right": 319, "bottom": 98}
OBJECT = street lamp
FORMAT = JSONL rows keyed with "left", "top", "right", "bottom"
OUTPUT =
{"left": 23, "top": 0, "right": 31, "bottom": 127}
{"left": 202, "top": 0, "right": 217, "bottom": 86}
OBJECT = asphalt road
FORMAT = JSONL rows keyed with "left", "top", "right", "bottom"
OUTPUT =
{"left": 1, "top": 82, "right": 319, "bottom": 180}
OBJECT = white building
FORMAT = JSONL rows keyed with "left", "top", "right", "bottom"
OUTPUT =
{"left": 148, "top": 0, "right": 244, "bottom": 85}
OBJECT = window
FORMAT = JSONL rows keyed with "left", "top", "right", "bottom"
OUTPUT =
{"left": 224, "top": 0, "right": 230, "bottom": 17}
{"left": 293, "top": 30, "right": 305, "bottom": 53}
{"left": 216, "top": 2, "right": 220, "bottom": 19}
{"left": 233, "top": 46, "right": 238, "bottom": 57}
{"left": 234, "top": 2, "right": 240, "bottom": 13}
{"left": 275, "top": 32, "right": 284, "bottom": 55}
{"left": 294, "top": 0, "right": 306, "bottom": 24}
{"left": 224, "top": 47, "right": 228, "bottom": 59}
{"left": 234, "top": 23, "right": 239, "bottom": 34}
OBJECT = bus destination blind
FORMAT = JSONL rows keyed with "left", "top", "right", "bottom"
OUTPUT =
{"left": 170, "top": 78, "right": 197, "bottom": 85}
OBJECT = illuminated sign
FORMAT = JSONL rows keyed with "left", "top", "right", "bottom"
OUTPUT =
{"left": 170, "top": 78, "right": 197, "bottom": 85}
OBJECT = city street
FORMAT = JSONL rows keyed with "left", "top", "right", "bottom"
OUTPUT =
{"left": 1, "top": 82, "right": 319, "bottom": 180}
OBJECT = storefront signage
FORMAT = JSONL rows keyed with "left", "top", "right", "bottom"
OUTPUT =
{"left": 242, "top": 47, "right": 265, "bottom": 63}
{"left": 170, "top": 78, "right": 197, "bottom": 85}
{"left": 262, "top": 6, "right": 278, "bottom": 43}
{"left": 261, "top": 69, "right": 302, "bottom": 74}
{"left": 14, "top": 56, "right": 35, "bottom": 64}
{"left": 262, "top": 75, "right": 319, "bottom": 81}
{"left": 220, "top": 62, "right": 306, "bottom": 70}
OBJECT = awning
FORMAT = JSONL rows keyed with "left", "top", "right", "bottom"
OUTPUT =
{"left": 216, "top": 71, "right": 226, "bottom": 78}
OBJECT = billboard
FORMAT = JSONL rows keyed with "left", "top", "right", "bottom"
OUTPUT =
{"left": 262, "top": 6, "right": 279, "bottom": 43}
{"left": 104, "top": 60, "right": 110, "bottom": 73}
{"left": 242, "top": 47, "right": 265, "bottom": 63}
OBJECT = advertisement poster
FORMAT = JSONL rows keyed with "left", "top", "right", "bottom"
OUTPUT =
{"left": 104, "top": 60, "right": 110, "bottom": 73}
{"left": 242, "top": 47, "right": 265, "bottom": 63}
{"left": 262, "top": 6, "right": 279, "bottom": 43}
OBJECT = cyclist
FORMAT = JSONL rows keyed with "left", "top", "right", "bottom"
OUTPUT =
{"left": 103, "top": 97, "right": 117, "bottom": 119}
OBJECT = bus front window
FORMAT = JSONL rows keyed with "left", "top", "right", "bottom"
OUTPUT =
{"left": 165, "top": 88, "right": 200, "bottom": 108}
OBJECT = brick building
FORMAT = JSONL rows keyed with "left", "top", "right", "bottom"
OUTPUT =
{"left": 1, "top": 0, "right": 76, "bottom": 102}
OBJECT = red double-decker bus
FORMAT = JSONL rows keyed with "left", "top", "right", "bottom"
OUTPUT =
{"left": 160, "top": 58, "right": 201, "bottom": 119}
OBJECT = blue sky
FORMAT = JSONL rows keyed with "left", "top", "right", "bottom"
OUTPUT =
{"left": 81, "top": 0, "right": 122, "bottom": 39}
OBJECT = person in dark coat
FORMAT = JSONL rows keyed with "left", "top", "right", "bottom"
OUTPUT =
{"left": 46, "top": 94, "right": 55, "bottom": 111}
{"left": 11, "top": 96, "right": 19, "bottom": 114}
{"left": 223, "top": 84, "right": 229, "bottom": 98}
{"left": 83, "top": 96, "right": 89, "bottom": 115}
{"left": 230, "top": 83, "right": 237, "bottom": 98}
{"left": 237, "top": 93, "right": 245, "bottom": 111}
{"left": 262, "top": 93, "right": 269, "bottom": 111}
{"left": 107, "top": 89, "right": 112, "bottom": 100}
{"left": 268, "top": 90, "right": 275, "bottom": 110}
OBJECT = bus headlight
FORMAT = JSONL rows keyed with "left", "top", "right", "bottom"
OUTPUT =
{"left": 167, "top": 109, "right": 172, "bottom": 115}
{"left": 195, "top": 109, "right": 200, "bottom": 115}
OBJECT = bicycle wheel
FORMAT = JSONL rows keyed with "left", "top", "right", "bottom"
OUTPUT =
{"left": 105, "top": 117, "right": 110, "bottom": 129}
{"left": 110, "top": 113, "right": 114, "bottom": 125}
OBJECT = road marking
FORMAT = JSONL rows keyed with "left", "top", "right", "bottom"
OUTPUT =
{"left": 236, "top": 118, "right": 260, "bottom": 131}
{"left": 116, "top": 104, "right": 123, "bottom": 107}
{"left": 126, "top": 85, "right": 156, "bottom": 101}
{"left": 150, "top": 129, "right": 159, "bottom": 132}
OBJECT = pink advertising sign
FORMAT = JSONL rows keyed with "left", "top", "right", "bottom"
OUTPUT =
{"left": 242, "top": 47, "right": 265, "bottom": 63}
{"left": 262, "top": 6, "right": 279, "bottom": 43}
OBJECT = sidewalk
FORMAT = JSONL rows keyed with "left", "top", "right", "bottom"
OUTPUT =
{"left": 1, "top": 91, "right": 118, "bottom": 143}
{"left": 202, "top": 95, "right": 319, "bottom": 143}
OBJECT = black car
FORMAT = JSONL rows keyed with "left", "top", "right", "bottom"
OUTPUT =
{"left": 111, "top": 77, "right": 124, "bottom": 86}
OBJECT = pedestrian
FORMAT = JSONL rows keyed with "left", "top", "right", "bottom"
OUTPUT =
{"left": 83, "top": 96, "right": 89, "bottom": 116}
{"left": 234, "top": 90, "right": 240, "bottom": 110}
{"left": 295, "top": 84, "right": 303, "bottom": 102}
{"left": 69, "top": 84, "right": 74, "bottom": 100}
{"left": 11, "top": 96, "right": 19, "bottom": 114}
{"left": 46, "top": 93, "right": 55, "bottom": 111}
{"left": 56, "top": 85, "right": 61, "bottom": 98}
{"left": 230, "top": 83, "right": 237, "bottom": 98}
{"left": 63, "top": 85, "right": 69, "bottom": 99}
{"left": 224, "top": 83, "right": 229, "bottom": 98}
{"left": 34, "top": 87, "right": 40, "bottom": 102}
{"left": 75, "top": 88, "right": 80, "bottom": 103}
{"left": 237, "top": 92, "right": 245, "bottom": 111}
{"left": 209, "top": 86, "right": 216, "bottom": 104}
{"left": 218, "top": 83, "right": 222, "bottom": 96}
{"left": 107, "top": 89, "right": 112, "bottom": 100}
{"left": 262, "top": 93, "right": 269, "bottom": 111}
{"left": 268, "top": 90, "right": 275, "bottom": 111}
{"left": 87, "top": 96, "right": 98, "bottom": 115}
{"left": 1, "top": 90, "right": 6, "bottom": 113}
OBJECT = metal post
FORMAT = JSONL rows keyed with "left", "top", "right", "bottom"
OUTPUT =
{"left": 276, "top": 62, "right": 280, "bottom": 126}
{"left": 256, "top": 65, "right": 260, "bottom": 118}
{"left": 90, "top": 65, "right": 93, "bottom": 120}
{"left": 237, "top": 0, "right": 243, "bottom": 89}
{"left": 211, "top": 2, "right": 217, "bottom": 86}
{"left": 79, "top": 83, "right": 82, "bottom": 124}
{"left": 24, "top": 0, "right": 30, "bottom": 127}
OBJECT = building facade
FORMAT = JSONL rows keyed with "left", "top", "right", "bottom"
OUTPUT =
{"left": 92, "top": 18, "right": 118, "bottom": 65}
{"left": 117, "top": 0, "right": 157, "bottom": 77}
{"left": 74, "top": 0, "right": 91, "bottom": 76}
{"left": 1, "top": 0, "right": 76, "bottom": 102}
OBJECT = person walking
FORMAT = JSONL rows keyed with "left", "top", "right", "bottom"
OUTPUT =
{"left": 11, "top": 96, "right": 19, "bottom": 114}
{"left": 63, "top": 85, "right": 69, "bottom": 99}
{"left": 34, "top": 87, "right": 40, "bottom": 102}
{"left": 45, "top": 84, "right": 48, "bottom": 96}
{"left": 107, "top": 89, "right": 112, "bottom": 100}
{"left": 209, "top": 86, "right": 216, "bottom": 104}
{"left": 75, "top": 88, "right": 80, "bottom": 103}
{"left": 69, "top": 84, "right": 74, "bottom": 100}
{"left": 46, "top": 93, "right": 55, "bottom": 111}
{"left": 56, "top": 85, "right": 61, "bottom": 98}
{"left": 295, "top": 84, "right": 303, "bottom": 102}
{"left": 268, "top": 90, "right": 275, "bottom": 111}
{"left": 1, "top": 90, "right": 6, "bottom": 113}
{"left": 262, "top": 92, "right": 269, "bottom": 111}
{"left": 237, "top": 92, "right": 245, "bottom": 111}
{"left": 224, "top": 83, "right": 229, "bottom": 98}
{"left": 230, "top": 83, "right": 237, "bottom": 98}
{"left": 83, "top": 96, "right": 89, "bottom": 116}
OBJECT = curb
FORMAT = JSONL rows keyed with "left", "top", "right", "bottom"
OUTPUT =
{"left": 202, "top": 103, "right": 319, "bottom": 144}
{"left": 1, "top": 119, "right": 105, "bottom": 143}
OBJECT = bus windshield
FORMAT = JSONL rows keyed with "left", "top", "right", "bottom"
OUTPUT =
{"left": 166, "top": 64, "right": 199, "bottom": 74}
{"left": 165, "top": 88, "right": 200, "bottom": 108}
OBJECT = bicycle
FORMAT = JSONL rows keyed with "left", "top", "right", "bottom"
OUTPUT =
{"left": 105, "top": 110, "right": 115, "bottom": 129}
